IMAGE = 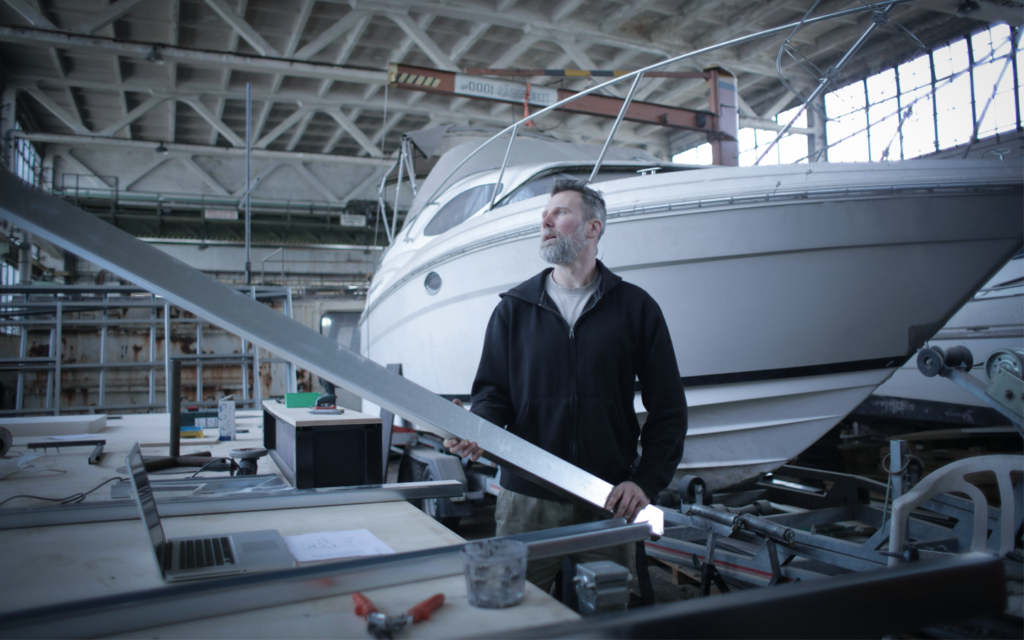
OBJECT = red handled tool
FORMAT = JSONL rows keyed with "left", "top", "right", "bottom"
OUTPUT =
{"left": 352, "top": 592, "right": 445, "bottom": 639}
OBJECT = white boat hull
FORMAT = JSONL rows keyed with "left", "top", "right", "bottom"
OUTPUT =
{"left": 361, "top": 160, "right": 1023, "bottom": 491}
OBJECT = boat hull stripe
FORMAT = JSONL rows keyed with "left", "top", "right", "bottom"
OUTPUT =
{"left": 438, "top": 353, "right": 908, "bottom": 400}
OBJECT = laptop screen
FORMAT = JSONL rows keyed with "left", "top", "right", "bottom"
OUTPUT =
{"left": 126, "top": 443, "right": 167, "bottom": 563}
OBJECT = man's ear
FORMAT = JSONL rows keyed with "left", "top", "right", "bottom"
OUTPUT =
{"left": 589, "top": 219, "right": 603, "bottom": 239}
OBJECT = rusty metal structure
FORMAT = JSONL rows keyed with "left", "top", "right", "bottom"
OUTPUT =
{"left": 0, "top": 284, "right": 298, "bottom": 415}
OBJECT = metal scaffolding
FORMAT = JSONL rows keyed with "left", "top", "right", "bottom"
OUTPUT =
{"left": 0, "top": 285, "right": 298, "bottom": 416}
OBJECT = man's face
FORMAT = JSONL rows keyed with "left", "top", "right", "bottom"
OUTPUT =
{"left": 539, "top": 190, "right": 590, "bottom": 265}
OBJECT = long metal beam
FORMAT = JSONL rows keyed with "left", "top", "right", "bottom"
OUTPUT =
{"left": 13, "top": 131, "right": 390, "bottom": 167}
{"left": 0, "top": 171, "right": 664, "bottom": 536}
{"left": 0, "top": 518, "right": 652, "bottom": 639}
{"left": 389, "top": 63, "right": 717, "bottom": 134}
{"left": 8, "top": 81, "right": 653, "bottom": 147}
{"left": 0, "top": 25, "right": 387, "bottom": 85}
{"left": 0, "top": 480, "right": 465, "bottom": 530}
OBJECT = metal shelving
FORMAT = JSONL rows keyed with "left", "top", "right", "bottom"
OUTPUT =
{"left": 0, "top": 285, "right": 299, "bottom": 415}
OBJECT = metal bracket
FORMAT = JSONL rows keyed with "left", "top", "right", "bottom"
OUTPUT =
{"left": 987, "top": 367, "right": 1024, "bottom": 420}
{"left": 917, "top": 346, "right": 1023, "bottom": 433}
{"left": 26, "top": 439, "right": 106, "bottom": 464}
{"left": 764, "top": 538, "right": 784, "bottom": 586}
{"left": 693, "top": 531, "right": 730, "bottom": 596}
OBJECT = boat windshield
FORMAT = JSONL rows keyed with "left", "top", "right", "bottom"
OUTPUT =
{"left": 423, "top": 183, "right": 502, "bottom": 237}
{"left": 495, "top": 167, "right": 671, "bottom": 209}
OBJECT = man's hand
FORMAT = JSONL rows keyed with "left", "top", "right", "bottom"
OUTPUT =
{"left": 605, "top": 481, "right": 650, "bottom": 522}
{"left": 442, "top": 398, "right": 484, "bottom": 462}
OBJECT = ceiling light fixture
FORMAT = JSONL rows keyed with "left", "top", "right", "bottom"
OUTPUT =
{"left": 956, "top": 1, "right": 980, "bottom": 16}
{"left": 145, "top": 46, "right": 164, "bottom": 65}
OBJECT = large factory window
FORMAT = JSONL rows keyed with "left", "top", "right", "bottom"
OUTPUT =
{"left": 825, "top": 23, "right": 1020, "bottom": 162}
{"left": 13, "top": 122, "right": 41, "bottom": 187}
{"left": 673, "top": 24, "right": 1020, "bottom": 166}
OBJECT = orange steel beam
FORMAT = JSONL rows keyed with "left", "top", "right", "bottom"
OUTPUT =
{"left": 388, "top": 63, "right": 723, "bottom": 136}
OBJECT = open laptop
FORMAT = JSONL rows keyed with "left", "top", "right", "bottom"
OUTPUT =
{"left": 126, "top": 443, "right": 296, "bottom": 582}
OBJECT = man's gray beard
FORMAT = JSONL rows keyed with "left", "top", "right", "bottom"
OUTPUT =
{"left": 539, "top": 221, "right": 588, "bottom": 265}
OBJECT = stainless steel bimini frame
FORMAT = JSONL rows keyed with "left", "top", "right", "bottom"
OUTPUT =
{"left": 414, "top": 0, "right": 923, "bottom": 212}
{"left": 0, "top": 169, "right": 663, "bottom": 533}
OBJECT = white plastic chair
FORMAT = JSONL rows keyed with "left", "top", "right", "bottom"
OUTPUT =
{"left": 887, "top": 454, "right": 1022, "bottom": 567}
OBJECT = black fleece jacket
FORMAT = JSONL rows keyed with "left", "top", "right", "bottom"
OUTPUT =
{"left": 469, "top": 260, "right": 688, "bottom": 501}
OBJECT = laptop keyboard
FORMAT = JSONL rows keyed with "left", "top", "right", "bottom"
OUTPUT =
{"left": 170, "top": 537, "right": 235, "bottom": 569}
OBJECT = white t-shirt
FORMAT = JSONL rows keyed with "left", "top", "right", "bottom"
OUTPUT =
{"left": 545, "top": 272, "right": 601, "bottom": 329}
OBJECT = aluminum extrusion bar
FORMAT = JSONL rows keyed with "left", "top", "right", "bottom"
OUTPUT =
{"left": 0, "top": 519, "right": 653, "bottom": 639}
{"left": 0, "top": 480, "right": 465, "bottom": 530}
{"left": 494, "top": 553, "right": 1006, "bottom": 639}
{"left": 109, "top": 474, "right": 287, "bottom": 498}
{"left": 0, "top": 172, "right": 663, "bottom": 531}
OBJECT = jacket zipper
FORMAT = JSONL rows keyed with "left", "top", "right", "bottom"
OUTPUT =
{"left": 539, "top": 290, "right": 603, "bottom": 466}
{"left": 569, "top": 292, "right": 602, "bottom": 465}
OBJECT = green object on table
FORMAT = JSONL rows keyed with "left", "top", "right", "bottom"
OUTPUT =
{"left": 285, "top": 392, "right": 321, "bottom": 408}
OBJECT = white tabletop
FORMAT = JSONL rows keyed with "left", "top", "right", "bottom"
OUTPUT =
{"left": 0, "top": 412, "right": 578, "bottom": 638}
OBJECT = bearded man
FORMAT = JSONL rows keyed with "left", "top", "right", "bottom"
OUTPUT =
{"left": 445, "top": 179, "right": 688, "bottom": 593}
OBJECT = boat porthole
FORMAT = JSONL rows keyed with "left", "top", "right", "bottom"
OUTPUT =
{"left": 424, "top": 271, "right": 442, "bottom": 295}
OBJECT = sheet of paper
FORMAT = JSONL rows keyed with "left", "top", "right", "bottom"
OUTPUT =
{"left": 284, "top": 529, "right": 395, "bottom": 563}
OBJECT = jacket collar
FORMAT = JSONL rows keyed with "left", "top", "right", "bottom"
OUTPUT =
{"left": 502, "top": 259, "right": 622, "bottom": 305}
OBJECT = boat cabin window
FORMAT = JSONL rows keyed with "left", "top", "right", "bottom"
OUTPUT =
{"left": 423, "top": 183, "right": 501, "bottom": 237}
{"left": 495, "top": 167, "right": 671, "bottom": 209}
{"left": 496, "top": 172, "right": 587, "bottom": 209}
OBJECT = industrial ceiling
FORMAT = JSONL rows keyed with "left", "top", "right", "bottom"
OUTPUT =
{"left": 0, "top": 0, "right": 1018, "bottom": 244}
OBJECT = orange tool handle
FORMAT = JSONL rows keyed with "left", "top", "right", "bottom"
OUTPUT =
{"left": 352, "top": 592, "right": 378, "bottom": 618}
{"left": 407, "top": 593, "right": 445, "bottom": 623}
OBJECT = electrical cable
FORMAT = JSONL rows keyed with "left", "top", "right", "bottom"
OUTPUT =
{"left": 190, "top": 457, "right": 238, "bottom": 478}
{"left": 0, "top": 476, "right": 124, "bottom": 506}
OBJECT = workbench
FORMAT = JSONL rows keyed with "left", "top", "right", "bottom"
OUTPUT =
{"left": 0, "top": 412, "right": 579, "bottom": 638}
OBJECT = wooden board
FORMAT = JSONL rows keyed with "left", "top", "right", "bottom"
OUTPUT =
{"left": 0, "top": 414, "right": 106, "bottom": 437}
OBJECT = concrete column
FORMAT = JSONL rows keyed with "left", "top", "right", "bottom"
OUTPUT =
{"left": 807, "top": 96, "right": 827, "bottom": 162}
{"left": 41, "top": 149, "right": 55, "bottom": 191}
{"left": 707, "top": 67, "right": 739, "bottom": 167}
{"left": 1, "top": 87, "right": 18, "bottom": 171}
{"left": 17, "top": 238, "right": 32, "bottom": 284}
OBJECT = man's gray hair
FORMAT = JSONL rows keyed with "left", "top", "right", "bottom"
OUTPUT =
{"left": 552, "top": 179, "right": 607, "bottom": 238}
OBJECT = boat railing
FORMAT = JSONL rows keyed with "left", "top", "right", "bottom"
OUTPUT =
{"left": 379, "top": 0, "right": 925, "bottom": 244}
